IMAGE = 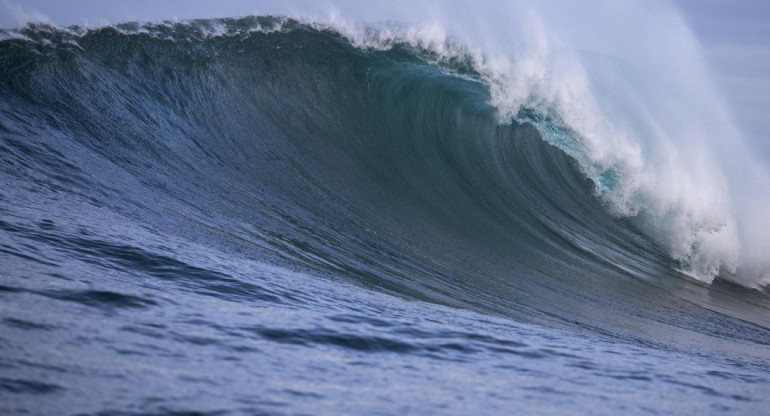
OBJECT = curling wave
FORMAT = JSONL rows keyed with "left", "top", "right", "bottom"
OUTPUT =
{"left": 2, "top": 9, "right": 768, "bottom": 292}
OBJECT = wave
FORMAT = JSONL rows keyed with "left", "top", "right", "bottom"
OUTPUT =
{"left": 4, "top": 7, "right": 770, "bottom": 415}
{"left": 0, "top": 8, "right": 768, "bottom": 303}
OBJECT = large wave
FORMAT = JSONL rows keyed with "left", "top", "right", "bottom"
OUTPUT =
{"left": 5, "top": 6, "right": 770, "bottom": 415}
{"left": 2, "top": 0, "right": 769, "bottom": 292}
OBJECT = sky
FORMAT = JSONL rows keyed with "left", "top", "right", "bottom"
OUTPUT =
{"left": 674, "top": 0, "right": 770, "bottom": 156}
{"left": 1, "top": 0, "right": 769, "bottom": 158}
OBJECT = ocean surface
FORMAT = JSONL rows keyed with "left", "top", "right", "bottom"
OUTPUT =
{"left": 1, "top": 13, "right": 769, "bottom": 416}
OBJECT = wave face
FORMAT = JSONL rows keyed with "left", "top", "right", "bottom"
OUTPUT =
{"left": 1, "top": 14, "right": 769, "bottom": 416}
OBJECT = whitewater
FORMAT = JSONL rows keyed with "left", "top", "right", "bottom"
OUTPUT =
{"left": 1, "top": 1, "right": 769, "bottom": 415}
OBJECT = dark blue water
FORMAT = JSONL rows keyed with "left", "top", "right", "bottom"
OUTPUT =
{"left": 1, "top": 18, "right": 769, "bottom": 415}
